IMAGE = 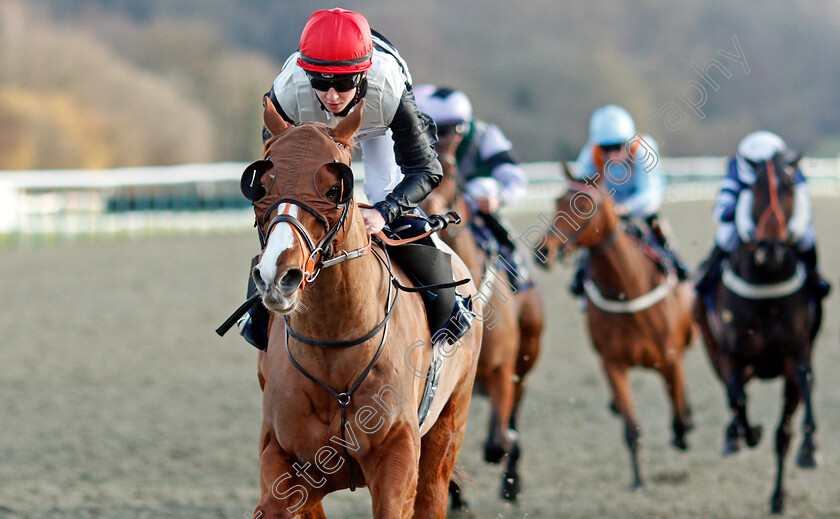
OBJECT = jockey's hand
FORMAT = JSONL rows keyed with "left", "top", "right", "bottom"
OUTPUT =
{"left": 477, "top": 195, "right": 500, "bottom": 214}
{"left": 360, "top": 207, "right": 386, "bottom": 235}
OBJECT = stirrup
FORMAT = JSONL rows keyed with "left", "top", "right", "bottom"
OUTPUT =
{"left": 238, "top": 314, "right": 267, "bottom": 351}
{"left": 432, "top": 294, "right": 475, "bottom": 345}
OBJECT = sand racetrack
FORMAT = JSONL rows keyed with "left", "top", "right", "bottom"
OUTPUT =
{"left": 2, "top": 200, "right": 839, "bottom": 518}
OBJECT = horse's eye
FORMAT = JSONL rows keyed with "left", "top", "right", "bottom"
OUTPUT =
{"left": 327, "top": 185, "right": 340, "bottom": 199}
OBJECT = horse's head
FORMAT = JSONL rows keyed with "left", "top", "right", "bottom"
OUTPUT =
{"left": 739, "top": 152, "right": 798, "bottom": 271}
{"left": 540, "top": 179, "right": 617, "bottom": 268}
{"left": 240, "top": 99, "right": 364, "bottom": 313}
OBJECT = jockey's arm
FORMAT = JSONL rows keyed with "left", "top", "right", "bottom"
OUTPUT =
{"left": 480, "top": 124, "right": 528, "bottom": 207}
{"left": 713, "top": 158, "right": 746, "bottom": 225}
{"left": 371, "top": 88, "right": 442, "bottom": 224}
{"left": 788, "top": 169, "right": 814, "bottom": 242}
{"left": 615, "top": 162, "right": 665, "bottom": 219}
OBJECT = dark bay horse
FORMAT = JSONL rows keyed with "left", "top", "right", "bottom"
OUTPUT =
{"left": 694, "top": 153, "right": 821, "bottom": 514}
{"left": 245, "top": 99, "right": 482, "bottom": 518}
{"left": 421, "top": 159, "right": 544, "bottom": 504}
{"left": 540, "top": 175, "right": 695, "bottom": 489}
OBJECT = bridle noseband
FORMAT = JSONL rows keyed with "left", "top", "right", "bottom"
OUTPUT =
{"left": 258, "top": 195, "right": 370, "bottom": 286}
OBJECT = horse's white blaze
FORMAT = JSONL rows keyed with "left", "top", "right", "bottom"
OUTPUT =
{"left": 256, "top": 203, "right": 299, "bottom": 290}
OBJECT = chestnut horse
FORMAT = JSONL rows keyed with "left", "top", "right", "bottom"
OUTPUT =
{"left": 422, "top": 160, "right": 544, "bottom": 504}
{"left": 694, "top": 153, "right": 821, "bottom": 514}
{"left": 245, "top": 100, "right": 482, "bottom": 518}
{"left": 540, "top": 175, "right": 695, "bottom": 489}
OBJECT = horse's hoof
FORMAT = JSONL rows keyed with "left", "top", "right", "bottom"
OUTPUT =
{"left": 770, "top": 491, "right": 785, "bottom": 514}
{"left": 745, "top": 425, "right": 763, "bottom": 448}
{"left": 483, "top": 444, "right": 506, "bottom": 464}
{"left": 630, "top": 480, "right": 645, "bottom": 492}
{"left": 672, "top": 436, "right": 689, "bottom": 451}
{"left": 722, "top": 438, "right": 741, "bottom": 457}
{"left": 500, "top": 475, "right": 521, "bottom": 502}
{"left": 796, "top": 445, "right": 820, "bottom": 469}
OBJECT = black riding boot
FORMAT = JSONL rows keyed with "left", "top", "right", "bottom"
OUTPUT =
{"left": 386, "top": 211, "right": 475, "bottom": 345}
{"left": 694, "top": 245, "right": 727, "bottom": 296}
{"left": 238, "top": 254, "right": 269, "bottom": 350}
{"left": 646, "top": 215, "right": 689, "bottom": 280}
{"left": 799, "top": 246, "right": 831, "bottom": 299}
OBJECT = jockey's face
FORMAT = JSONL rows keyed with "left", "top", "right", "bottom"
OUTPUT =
{"left": 599, "top": 142, "right": 629, "bottom": 162}
{"left": 314, "top": 87, "right": 357, "bottom": 114}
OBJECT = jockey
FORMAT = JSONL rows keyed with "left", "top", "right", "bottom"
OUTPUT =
{"left": 413, "top": 84, "right": 534, "bottom": 288}
{"left": 695, "top": 130, "right": 831, "bottom": 299}
{"left": 569, "top": 104, "right": 688, "bottom": 297}
{"left": 239, "top": 8, "right": 473, "bottom": 350}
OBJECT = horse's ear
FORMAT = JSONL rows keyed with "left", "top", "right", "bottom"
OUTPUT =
{"left": 332, "top": 99, "right": 364, "bottom": 143}
{"left": 560, "top": 161, "right": 576, "bottom": 182}
{"left": 263, "top": 95, "right": 290, "bottom": 137}
{"left": 786, "top": 150, "right": 802, "bottom": 169}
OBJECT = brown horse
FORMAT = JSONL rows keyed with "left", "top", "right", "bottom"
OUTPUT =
{"left": 694, "top": 153, "right": 821, "bottom": 514}
{"left": 421, "top": 160, "right": 544, "bottom": 504}
{"left": 540, "top": 175, "right": 695, "bottom": 489}
{"left": 245, "top": 99, "right": 483, "bottom": 518}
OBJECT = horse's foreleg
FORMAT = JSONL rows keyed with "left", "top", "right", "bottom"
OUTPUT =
{"left": 662, "top": 357, "right": 693, "bottom": 451}
{"left": 254, "top": 429, "right": 321, "bottom": 519}
{"left": 795, "top": 362, "right": 819, "bottom": 469}
{"left": 365, "top": 425, "right": 419, "bottom": 519}
{"left": 604, "top": 362, "right": 643, "bottom": 490}
{"left": 498, "top": 298, "right": 542, "bottom": 502}
{"left": 418, "top": 390, "right": 471, "bottom": 518}
{"left": 478, "top": 361, "right": 516, "bottom": 464}
{"left": 771, "top": 377, "right": 800, "bottom": 514}
{"left": 722, "top": 368, "right": 762, "bottom": 455}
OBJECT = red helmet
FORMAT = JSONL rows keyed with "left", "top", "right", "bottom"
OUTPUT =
{"left": 297, "top": 8, "right": 373, "bottom": 74}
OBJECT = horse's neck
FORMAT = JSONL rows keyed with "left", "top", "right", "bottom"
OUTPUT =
{"left": 289, "top": 218, "right": 387, "bottom": 341}
{"left": 589, "top": 228, "right": 660, "bottom": 299}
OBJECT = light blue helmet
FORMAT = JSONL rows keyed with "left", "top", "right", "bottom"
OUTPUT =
{"left": 589, "top": 105, "right": 636, "bottom": 146}
{"left": 737, "top": 131, "right": 786, "bottom": 162}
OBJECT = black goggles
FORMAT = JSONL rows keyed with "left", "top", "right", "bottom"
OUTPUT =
{"left": 599, "top": 142, "right": 625, "bottom": 153}
{"left": 437, "top": 122, "right": 466, "bottom": 138}
{"left": 308, "top": 73, "right": 363, "bottom": 93}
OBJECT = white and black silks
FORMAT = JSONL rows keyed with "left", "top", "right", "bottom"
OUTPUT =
{"left": 264, "top": 30, "right": 441, "bottom": 226}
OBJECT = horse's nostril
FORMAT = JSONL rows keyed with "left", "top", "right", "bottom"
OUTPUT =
{"left": 279, "top": 268, "right": 304, "bottom": 295}
{"left": 252, "top": 267, "right": 267, "bottom": 293}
